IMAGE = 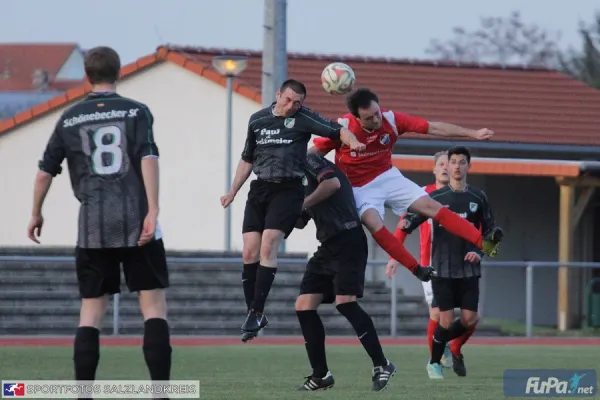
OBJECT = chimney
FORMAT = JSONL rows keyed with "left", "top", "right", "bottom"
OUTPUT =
{"left": 32, "top": 69, "right": 50, "bottom": 91}
{"left": 1, "top": 60, "right": 11, "bottom": 79}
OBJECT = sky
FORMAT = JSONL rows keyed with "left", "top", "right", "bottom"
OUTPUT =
{"left": 0, "top": 0, "right": 598, "bottom": 65}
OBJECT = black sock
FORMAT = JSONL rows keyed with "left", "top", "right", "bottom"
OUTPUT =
{"left": 242, "top": 262, "right": 259, "bottom": 310}
{"left": 250, "top": 265, "right": 277, "bottom": 313}
{"left": 431, "top": 325, "right": 450, "bottom": 364}
{"left": 296, "top": 310, "right": 329, "bottom": 378}
{"left": 448, "top": 318, "right": 469, "bottom": 341}
{"left": 73, "top": 326, "right": 100, "bottom": 381}
{"left": 336, "top": 302, "right": 387, "bottom": 367}
{"left": 143, "top": 318, "right": 172, "bottom": 381}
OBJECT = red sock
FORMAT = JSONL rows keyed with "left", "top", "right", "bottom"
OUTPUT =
{"left": 450, "top": 326, "right": 476, "bottom": 356}
{"left": 427, "top": 319, "right": 438, "bottom": 355}
{"left": 372, "top": 227, "right": 419, "bottom": 272}
{"left": 434, "top": 207, "right": 482, "bottom": 248}
{"left": 393, "top": 227, "right": 408, "bottom": 243}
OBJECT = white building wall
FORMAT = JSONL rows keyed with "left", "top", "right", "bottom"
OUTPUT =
{"left": 0, "top": 62, "right": 323, "bottom": 253}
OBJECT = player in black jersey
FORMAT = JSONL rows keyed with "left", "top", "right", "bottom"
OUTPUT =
{"left": 220, "top": 79, "right": 366, "bottom": 340}
{"left": 400, "top": 146, "right": 503, "bottom": 379}
{"left": 27, "top": 46, "right": 171, "bottom": 385}
{"left": 293, "top": 153, "right": 434, "bottom": 392}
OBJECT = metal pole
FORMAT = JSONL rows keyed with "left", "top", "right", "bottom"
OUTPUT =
{"left": 525, "top": 264, "right": 534, "bottom": 338}
{"left": 112, "top": 294, "right": 120, "bottom": 335}
{"left": 390, "top": 272, "right": 398, "bottom": 337}
{"left": 225, "top": 76, "right": 233, "bottom": 252}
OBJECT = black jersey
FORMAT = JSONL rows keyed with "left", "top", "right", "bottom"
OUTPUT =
{"left": 300, "top": 153, "right": 361, "bottom": 243}
{"left": 403, "top": 185, "right": 496, "bottom": 278}
{"left": 38, "top": 92, "right": 159, "bottom": 249}
{"left": 241, "top": 104, "right": 342, "bottom": 181}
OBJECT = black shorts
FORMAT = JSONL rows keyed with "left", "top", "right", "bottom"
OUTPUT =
{"left": 299, "top": 227, "right": 368, "bottom": 304}
{"left": 242, "top": 178, "right": 304, "bottom": 239}
{"left": 431, "top": 276, "right": 480, "bottom": 312}
{"left": 75, "top": 239, "right": 169, "bottom": 299}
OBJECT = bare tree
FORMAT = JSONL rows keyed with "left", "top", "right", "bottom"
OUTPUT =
{"left": 426, "top": 11, "right": 562, "bottom": 67}
{"left": 559, "top": 13, "right": 600, "bottom": 89}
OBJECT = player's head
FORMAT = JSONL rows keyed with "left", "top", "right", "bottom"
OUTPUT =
{"left": 84, "top": 46, "right": 121, "bottom": 86}
{"left": 447, "top": 146, "right": 471, "bottom": 181}
{"left": 433, "top": 150, "right": 449, "bottom": 185}
{"left": 346, "top": 88, "right": 382, "bottom": 131}
{"left": 275, "top": 79, "right": 306, "bottom": 117}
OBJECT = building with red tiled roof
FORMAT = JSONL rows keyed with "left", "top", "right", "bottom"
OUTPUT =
{"left": 0, "top": 43, "right": 86, "bottom": 119}
{"left": 0, "top": 44, "right": 598, "bottom": 331}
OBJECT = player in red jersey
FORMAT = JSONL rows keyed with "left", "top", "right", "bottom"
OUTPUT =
{"left": 310, "top": 88, "right": 503, "bottom": 277}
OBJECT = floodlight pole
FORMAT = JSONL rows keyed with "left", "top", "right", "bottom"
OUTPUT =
{"left": 225, "top": 75, "right": 233, "bottom": 252}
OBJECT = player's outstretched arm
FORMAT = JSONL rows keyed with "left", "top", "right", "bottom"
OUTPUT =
{"left": 427, "top": 122, "right": 494, "bottom": 141}
{"left": 339, "top": 127, "right": 365, "bottom": 151}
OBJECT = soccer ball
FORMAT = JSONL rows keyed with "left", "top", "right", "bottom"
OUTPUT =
{"left": 321, "top": 62, "right": 355, "bottom": 95}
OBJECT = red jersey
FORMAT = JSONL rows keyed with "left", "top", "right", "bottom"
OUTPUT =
{"left": 312, "top": 110, "right": 429, "bottom": 187}
{"left": 417, "top": 184, "right": 437, "bottom": 266}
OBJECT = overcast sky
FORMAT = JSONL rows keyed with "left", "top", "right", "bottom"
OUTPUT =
{"left": 1, "top": 0, "right": 598, "bottom": 64}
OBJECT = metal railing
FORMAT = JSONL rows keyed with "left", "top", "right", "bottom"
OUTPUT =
{"left": 1, "top": 255, "right": 599, "bottom": 337}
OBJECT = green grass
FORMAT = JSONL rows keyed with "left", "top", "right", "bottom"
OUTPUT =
{"left": 0, "top": 345, "right": 599, "bottom": 399}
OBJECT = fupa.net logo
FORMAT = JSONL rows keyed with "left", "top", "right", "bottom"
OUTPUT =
{"left": 525, "top": 373, "right": 595, "bottom": 396}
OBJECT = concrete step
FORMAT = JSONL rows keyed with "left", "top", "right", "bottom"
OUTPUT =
{"left": 0, "top": 290, "right": 424, "bottom": 305}
{"left": 0, "top": 271, "right": 386, "bottom": 290}
{"left": 0, "top": 304, "right": 426, "bottom": 319}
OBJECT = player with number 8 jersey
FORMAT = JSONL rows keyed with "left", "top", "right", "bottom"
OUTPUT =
{"left": 29, "top": 46, "right": 171, "bottom": 392}
{"left": 40, "top": 92, "right": 160, "bottom": 248}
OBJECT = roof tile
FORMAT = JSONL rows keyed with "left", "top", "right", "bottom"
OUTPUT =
{"left": 3, "top": 44, "right": 600, "bottom": 147}
{"left": 176, "top": 46, "right": 600, "bottom": 146}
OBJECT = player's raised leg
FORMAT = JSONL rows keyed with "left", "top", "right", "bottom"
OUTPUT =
{"left": 240, "top": 230, "right": 262, "bottom": 342}
{"left": 239, "top": 187, "right": 270, "bottom": 338}
{"left": 243, "top": 183, "right": 304, "bottom": 334}
{"left": 358, "top": 203, "right": 433, "bottom": 280}
{"left": 295, "top": 292, "right": 334, "bottom": 391}
{"left": 409, "top": 195, "right": 503, "bottom": 256}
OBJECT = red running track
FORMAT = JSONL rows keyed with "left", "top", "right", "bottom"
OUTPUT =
{"left": 0, "top": 336, "right": 599, "bottom": 347}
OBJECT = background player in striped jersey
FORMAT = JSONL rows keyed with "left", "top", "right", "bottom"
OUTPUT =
{"left": 393, "top": 146, "right": 501, "bottom": 379}
{"left": 310, "top": 88, "right": 503, "bottom": 281}
{"left": 27, "top": 46, "right": 171, "bottom": 385}
{"left": 386, "top": 150, "right": 475, "bottom": 371}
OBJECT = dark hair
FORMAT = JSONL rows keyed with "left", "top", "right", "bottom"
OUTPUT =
{"left": 346, "top": 88, "right": 379, "bottom": 117}
{"left": 84, "top": 46, "right": 121, "bottom": 85}
{"left": 279, "top": 79, "right": 307, "bottom": 97}
{"left": 447, "top": 146, "right": 471, "bottom": 163}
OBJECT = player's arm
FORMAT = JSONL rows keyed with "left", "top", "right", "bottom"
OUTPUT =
{"left": 33, "top": 124, "right": 65, "bottom": 216}
{"left": 227, "top": 120, "right": 255, "bottom": 198}
{"left": 393, "top": 111, "right": 491, "bottom": 140}
{"left": 134, "top": 107, "right": 160, "bottom": 215}
{"left": 298, "top": 108, "right": 364, "bottom": 150}
{"left": 302, "top": 155, "right": 340, "bottom": 209}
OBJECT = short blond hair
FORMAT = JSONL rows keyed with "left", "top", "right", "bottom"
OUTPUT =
{"left": 433, "top": 150, "right": 448, "bottom": 164}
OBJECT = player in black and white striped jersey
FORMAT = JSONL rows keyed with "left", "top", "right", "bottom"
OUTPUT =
{"left": 27, "top": 46, "right": 171, "bottom": 386}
